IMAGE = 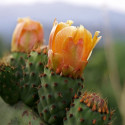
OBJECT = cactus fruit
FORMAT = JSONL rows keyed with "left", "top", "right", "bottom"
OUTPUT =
{"left": 0, "top": 97, "right": 47, "bottom": 125}
{"left": 0, "top": 63, "right": 20, "bottom": 105}
{"left": 37, "top": 66, "right": 83, "bottom": 124}
{"left": 20, "top": 46, "right": 48, "bottom": 107}
{"left": 64, "top": 92, "right": 114, "bottom": 125}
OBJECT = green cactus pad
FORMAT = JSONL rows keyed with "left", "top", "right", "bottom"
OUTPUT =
{"left": 9, "top": 52, "right": 27, "bottom": 80}
{"left": 10, "top": 52, "right": 27, "bottom": 90}
{"left": 10, "top": 52, "right": 27, "bottom": 67}
{"left": 0, "top": 97, "right": 47, "bottom": 125}
{"left": 0, "top": 64, "right": 20, "bottom": 105}
{"left": 64, "top": 92, "right": 114, "bottom": 125}
{"left": 38, "top": 66, "right": 84, "bottom": 125}
{"left": 1, "top": 52, "right": 27, "bottom": 84}
{"left": 20, "top": 47, "right": 48, "bottom": 107}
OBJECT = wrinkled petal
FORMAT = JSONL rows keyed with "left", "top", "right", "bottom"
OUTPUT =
{"left": 62, "top": 37, "right": 84, "bottom": 65}
{"left": 19, "top": 31, "right": 37, "bottom": 52}
{"left": 92, "top": 31, "right": 102, "bottom": 50}
{"left": 73, "top": 25, "right": 84, "bottom": 44}
{"left": 54, "top": 26, "right": 77, "bottom": 53}
{"left": 11, "top": 22, "right": 25, "bottom": 51}
{"left": 82, "top": 28, "right": 93, "bottom": 61}
{"left": 49, "top": 19, "right": 73, "bottom": 51}
{"left": 49, "top": 24, "right": 57, "bottom": 49}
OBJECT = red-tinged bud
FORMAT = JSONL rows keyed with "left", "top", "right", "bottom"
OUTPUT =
{"left": 11, "top": 17, "right": 44, "bottom": 53}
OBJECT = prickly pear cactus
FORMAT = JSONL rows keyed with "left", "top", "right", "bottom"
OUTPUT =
{"left": 0, "top": 63, "right": 20, "bottom": 105}
{"left": 0, "top": 18, "right": 115, "bottom": 125}
{"left": 0, "top": 97, "right": 47, "bottom": 125}
{"left": 37, "top": 66, "right": 83, "bottom": 125}
{"left": 64, "top": 92, "right": 114, "bottom": 125}
{"left": 20, "top": 47, "right": 48, "bottom": 107}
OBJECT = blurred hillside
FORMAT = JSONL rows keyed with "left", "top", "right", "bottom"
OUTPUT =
{"left": 0, "top": 2, "right": 125, "bottom": 44}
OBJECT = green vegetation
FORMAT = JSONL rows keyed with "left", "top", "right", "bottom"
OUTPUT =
{"left": 0, "top": 37, "right": 10, "bottom": 58}
{"left": 0, "top": 97, "right": 46, "bottom": 125}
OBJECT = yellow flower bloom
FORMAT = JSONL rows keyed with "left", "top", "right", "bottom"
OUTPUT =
{"left": 11, "top": 17, "right": 44, "bottom": 53}
{"left": 48, "top": 19, "right": 102, "bottom": 78}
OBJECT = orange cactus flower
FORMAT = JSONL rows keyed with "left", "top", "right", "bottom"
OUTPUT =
{"left": 48, "top": 19, "right": 101, "bottom": 78}
{"left": 11, "top": 17, "right": 44, "bottom": 53}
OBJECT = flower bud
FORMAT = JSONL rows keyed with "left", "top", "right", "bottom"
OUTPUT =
{"left": 11, "top": 17, "right": 44, "bottom": 53}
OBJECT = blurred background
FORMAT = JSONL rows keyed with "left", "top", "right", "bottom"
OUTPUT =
{"left": 0, "top": 0, "right": 125, "bottom": 124}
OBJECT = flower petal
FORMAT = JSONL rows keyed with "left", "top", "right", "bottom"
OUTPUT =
{"left": 19, "top": 31, "right": 37, "bottom": 52}
{"left": 49, "top": 19, "right": 74, "bottom": 51}
{"left": 73, "top": 25, "right": 84, "bottom": 44}
{"left": 82, "top": 28, "right": 93, "bottom": 61}
{"left": 92, "top": 31, "right": 102, "bottom": 49}
{"left": 54, "top": 26, "right": 77, "bottom": 53}
{"left": 11, "top": 21, "right": 25, "bottom": 52}
{"left": 62, "top": 37, "right": 84, "bottom": 67}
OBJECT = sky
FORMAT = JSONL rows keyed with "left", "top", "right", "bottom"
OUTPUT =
{"left": 0, "top": 0, "right": 125, "bottom": 13}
